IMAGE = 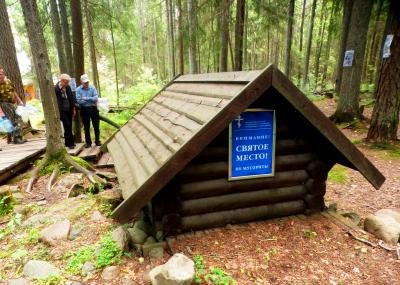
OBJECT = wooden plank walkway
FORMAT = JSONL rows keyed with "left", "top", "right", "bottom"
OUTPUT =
{"left": 0, "top": 138, "right": 112, "bottom": 184}
{"left": 0, "top": 139, "right": 46, "bottom": 185}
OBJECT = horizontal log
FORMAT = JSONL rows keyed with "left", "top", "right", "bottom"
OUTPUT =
{"left": 179, "top": 170, "right": 309, "bottom": 200}
{"left": 180, "top": 200, "right": 306, "bottom": 231}
{"left": 181, "top": 185, "right": 307, "bottom": 216}
{"left": 189, "top": 139, "right": 311, "bottom": 165}
{"left": 177, "top": 153, "right": 316, "bottom": 183}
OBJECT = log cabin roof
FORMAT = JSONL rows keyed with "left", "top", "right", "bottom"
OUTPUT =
{"left": 109, "top": 64, "right": 385, "bottom": 223}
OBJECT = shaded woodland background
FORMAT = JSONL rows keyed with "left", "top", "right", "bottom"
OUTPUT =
{"left": 1, "top": 0, "right": 399, "bottom": 142}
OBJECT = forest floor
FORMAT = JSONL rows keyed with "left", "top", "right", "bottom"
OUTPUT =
{"left": 0, "top": 97, "right": 399, "bottom": 285}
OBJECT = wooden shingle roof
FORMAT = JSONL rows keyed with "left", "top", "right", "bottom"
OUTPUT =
{"left": 109, "top": 64, "right": 385, "bottom": 223}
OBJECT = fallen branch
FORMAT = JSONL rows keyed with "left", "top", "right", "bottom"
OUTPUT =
{"left": 346, "top": 230, "right": 377, "bottom": 248}
{"left": 378, "top": 240, "right": 400, "bottom": 260}
{"left": 347, "top": 230, "right": 400, "bottom": 260}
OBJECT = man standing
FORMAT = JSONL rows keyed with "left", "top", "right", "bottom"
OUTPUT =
{"left": 55, "top": 74, "right": 76, "bottom": 149}
{"left": 0, "top": 68, "right": 25, "bottom": 144}
{"left": 76, "top": 74, "right": 101, "bottom": 148}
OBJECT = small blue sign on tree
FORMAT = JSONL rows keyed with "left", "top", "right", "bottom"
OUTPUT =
{"left": 229, "top": 109, "right": 276, "bottom": 180}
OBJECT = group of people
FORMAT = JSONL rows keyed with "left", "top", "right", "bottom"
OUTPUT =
{"left": 56, "top": 73, "right": 101, "bottom": 149}
{"left": 0, "top": 67, "right": 101, "bottom": 150}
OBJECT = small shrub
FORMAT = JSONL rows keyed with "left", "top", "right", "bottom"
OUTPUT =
{"left": 0, "top": 193, "right": 14, "bottom": 216}
{"left": 303, "top": 230, "right": 317, "bottom": 238}
{"left": 65, "top": 246, "right": 95, "bottom": 275}
{"left": 194, "top": 255, "right": 237, "bottom": 285}
{"left": 96, "top": 234, "right": 123, "bottom": 268}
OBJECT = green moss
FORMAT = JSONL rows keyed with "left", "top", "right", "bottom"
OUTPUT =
{"left": 0, "top": 193, "right": 14, "bottom": 216}
{"left": 328, "top": 165, "right": 348, "bottom": 184}
{"left": 70, "top": 156, "right": 92, "bottom": 169}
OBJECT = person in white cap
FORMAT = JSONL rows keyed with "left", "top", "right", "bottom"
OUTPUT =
{"left": 55, "top": 73, "right": 76, "bottom": 149}
{"left": 76, "top": 74, "right": 100, "bottom": 148}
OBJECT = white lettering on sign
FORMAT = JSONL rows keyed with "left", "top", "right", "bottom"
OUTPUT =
{"left": 236, "top": 152, "right": 268, "bottom": 161}
{"left": 235, "top": 144, "right": 269, "bottom": 152}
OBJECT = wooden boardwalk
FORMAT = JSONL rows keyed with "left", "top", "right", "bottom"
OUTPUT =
{"left": 0, "top": 139, "right": 46, "bottom": 185}
{"left": 0, "top": 139, "right": 113, "bottom": 185}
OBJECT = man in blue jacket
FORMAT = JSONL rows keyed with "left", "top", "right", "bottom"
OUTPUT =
{"left": 76, "top": 74, "right": 101, "bottom": 148}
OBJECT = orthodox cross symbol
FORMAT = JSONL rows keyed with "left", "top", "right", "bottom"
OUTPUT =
{"left": 235, "top": 115, "right": 244, "bottom": 128}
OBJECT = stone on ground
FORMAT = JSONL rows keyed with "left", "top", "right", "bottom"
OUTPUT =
{"left": 134, "top": 220, "right": 153, "bottom": 236}
{"left": 96, "top": 190, "right": 122, "bottom": 209}
{"left": 101, "top": 266, "right": 120, "bottom": 281}
{"left": 68, "top": 222, "right": 85, "bottom": 240}
{"left": 111, "top": 226, "right": 129, "bottom": 251}
{"left": 143, "top": 242, "right": 167, "bottom": 257}
{"left": 23, "top": 260, "right": 60, "bottom": 279}
{"left": 145, "top": 236, "right": 156, "bottom": 244}
{"left": 149, "top": 247, "right": 164, "bottom": 260}
{"left": 8, "top": 278, "right": 30, "bottom": 285}
{"left": 81, "top": 261, "right": 95, "bottom": 276}
{"left": 364, "top": 209, "right": 400, "bottom": 244}
{"left": 127, "top": 227, "right": 148, "bottom": 245}
{"left": 149, "top": 253, "right": 195, "bottom": 285}
{"left": 91, "top": 210, "right": 106, "bottom": 222}
{"left": 40, "top": 219, "right": 71, "bottom": 246}
{"left": 121, "top": 277, "right": 134, "bottom": 285}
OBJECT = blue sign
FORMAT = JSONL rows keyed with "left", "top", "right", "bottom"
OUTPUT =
{"left": 229, "top": 109, "right": 276, "bottom": 180}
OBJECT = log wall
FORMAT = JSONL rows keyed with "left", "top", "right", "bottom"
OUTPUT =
{"left": 153, "top": 90, "right": 336, "bottom": 234}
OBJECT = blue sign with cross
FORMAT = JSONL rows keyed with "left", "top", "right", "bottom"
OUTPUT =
{"left": 229, "top": 109, "right": 276, "bottom": 180}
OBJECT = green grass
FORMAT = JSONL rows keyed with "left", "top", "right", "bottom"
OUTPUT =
{"left": 328, "top": 165, "right": 348, "bottom": 184}
{"left": 369, "top": 143, "right": 400, "bottom": 159}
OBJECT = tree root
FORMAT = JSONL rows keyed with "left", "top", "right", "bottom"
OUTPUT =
{"left": 26, "top": 154, "right": 106, "bottom": 193}
{"left": 26, "top": 156, "right": 49, "bottom": 193}
{"left": 46, "top": 164, "right": 59, "bottom": 192}
{"left": 64, "top": 155, "right": 106, "bottom": 185}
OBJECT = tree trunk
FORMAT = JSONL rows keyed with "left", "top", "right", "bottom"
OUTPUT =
{"left": 0, "top": 1, "right": 24, "bottom": 99}
{"left": 368, "top": 0, "right": 383, "bottom": 83}
{"left": 153, "top": 17, "right": 161, "bottom": 79}
{"left": 20, "top": 0, "right": 64, "bottom": 155}
{"left": 334, "top": 0, "right": 353, "bottom": 94}
{"left": 108, "top": 0, "right": 119, "bottom": 108}
{"left": 302, "top": 0, "right": 317, "bottom": 88}
{"left": 83, "top": 0, "right": 100, "bottom": 95}
{"left": 177, "top": 0, "right": 184, "bottom": 74}
{"left": 187, "top": 0, "right": 199, "bottom": 73}
{"left": 49, "top": 0, "right": 68, "bottom": 73}
{"left": 59, "top": 0, "right": 74, "bottom": 75}
{"left": 314, "top": 1, "right": 328, "bottom": 87}
{"left": 284, "top": 0, "right": 295, "bottom": 77}
{"left": 139, "top": 0, "right": 146, "bottom": 65}
{"left": 71, "top": 0, "right": 84, "bottom": 142}
{"left": 367, "top": 1, "right": 400, "bottom": 142}
{"left": 333, "top": 0, "right": 373, "bottom": 122}
{"left": 219, "top": 0, "right": 230, "bottom": 72}
{"left": 234, "top": 0, "right": 245, "bottom": 71}
{"left": 166, "top": 0, "right": 176, "bottom": 78}
{"left": 297, "top": 0, "right": 306, "bottom": 83}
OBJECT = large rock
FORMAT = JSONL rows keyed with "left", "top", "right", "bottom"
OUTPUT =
{"left": 81, "top": 261, "right": 95, "bottom": 276}
{"left": 364, "top": 209, "right": 400, "bottom": 244}
{"left": 111, "top": 226, "right": 129, "bottom": 251}
{"left": 40, "top": 220, "right": 71, "bottom": 246}
{"left": 149, "top": 253, "right": 195, "bottom": 285}
{"left": 23, "top": 260, "right": 60, "bottom": 279}
{"left": 96, "top": 190, "right": 122, "bottom": 209}
{"left": 134, "top": 220, "right": 153, "bottom": 236}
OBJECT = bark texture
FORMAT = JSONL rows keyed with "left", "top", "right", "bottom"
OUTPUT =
{"left": 187, "top": 0, "right": 199, "bottom": 73}
{"left": 333, "top": 0, "right": 373, "bottom": 122}
{"left": 219, "top": 0, "right": 230, "bottom": 72}
{"left": 20, "top": 0, "right": 64, "bottom": 155}
{"left": 0, "top": 1, "right": 24, "bottom": 98}
{"left": 285, "top": 0, "right": 295, "bottom": 77}
{"left": 302, "top": 0, "right": 317, "bottom": 87}
{"left": 50, "top": 0, "right": 68, "bottom": 73}
{"left": 234, "top": 0, "right": 245, "bottom": 71}
{"left": 59, "top": 0, "right": 74, "bottom": 75}
{"left": 367, "top": 1, "right": 400, "bottom": 142}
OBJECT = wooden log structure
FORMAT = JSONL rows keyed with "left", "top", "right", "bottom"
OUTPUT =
{"left": 109, "top": 66, "right": 384, "bottom": 233}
